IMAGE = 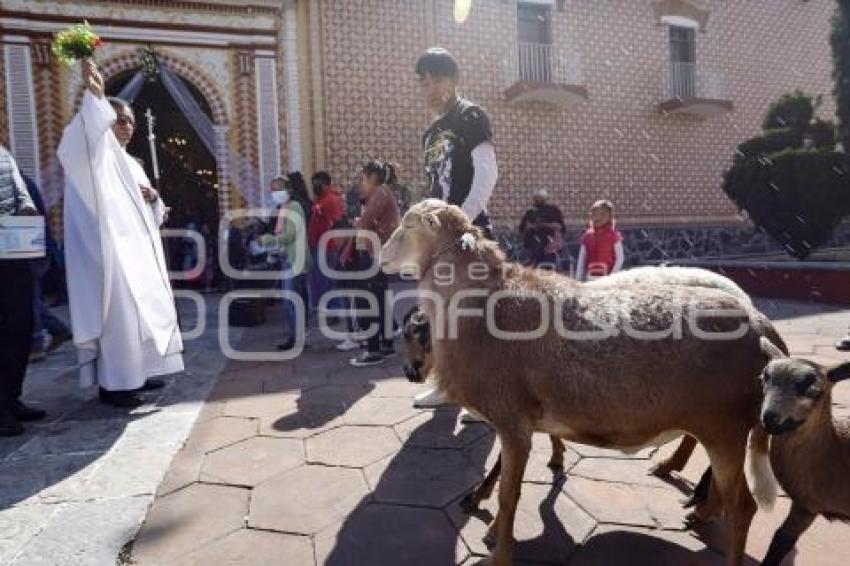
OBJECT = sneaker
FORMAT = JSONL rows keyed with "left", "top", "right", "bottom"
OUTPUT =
{"left": 350, "top": 351, "right": 384, "bottom": 367}
{"left": 460, "top": 408, "right": 485, "bottom": 423}
{"left": 336, "top": 338, "right": 359, "bottom": 352}
{"left": 0, "top": 410, "right": 24, "bottom": 437}
{"left": 413, "top": 387, "right": 449, "bottom": 408}
{"left": 13, "top": 401, "right": 46, "bottom": 422}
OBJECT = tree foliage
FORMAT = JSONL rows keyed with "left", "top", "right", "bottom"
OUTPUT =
{"left": 722, "top": 91, "right": 849, "bottom": 259}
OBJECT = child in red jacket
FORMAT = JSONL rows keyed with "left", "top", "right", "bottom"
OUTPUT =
{"left": 575, "top": 200, "right": 624, "bottom": 281}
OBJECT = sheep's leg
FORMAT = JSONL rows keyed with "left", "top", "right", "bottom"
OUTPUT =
{"left": 761, "top": 502, "right": 815, "bottom": 566}
{"left": 705, "top": 439, "right": 757, "bottom": 566}
{"left": 651, "top": 435, "right": 697, "bottom": 477}
{"left": 488, "top": 432, "right": 531, "bottom": 566}
{"left": 547, "top": 435, "right": 566, "bottom": 472}
{"left": 461, "top": 455, "right": 501, "bottom": 513}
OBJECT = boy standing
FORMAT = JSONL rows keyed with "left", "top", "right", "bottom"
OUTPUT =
{"left": 413, "top": 47, "right": 498, "bottom": 410}
{"left": 575, "top": 200, "right": 625, "bottom": 281}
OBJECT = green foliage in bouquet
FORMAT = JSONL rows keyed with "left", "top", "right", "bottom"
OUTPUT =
{"left": 52, "top": 21, "right": 103, "bottom": 66}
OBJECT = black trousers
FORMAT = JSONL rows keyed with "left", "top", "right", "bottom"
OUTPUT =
{"left": 351, "top": 251, "right": 391, "bottom": 354}
{"left": 0, "top": 260, "right": 34, "bottom": 411}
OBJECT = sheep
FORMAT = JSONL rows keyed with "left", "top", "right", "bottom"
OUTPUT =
{"left": 381, "top": 199, "right": 781, "bottom": 566}
{"left": 757, "top": 338, "right": 850, "bottom": 566}
{"left": 403, "top": 264, "right": 755, "bottom": 499}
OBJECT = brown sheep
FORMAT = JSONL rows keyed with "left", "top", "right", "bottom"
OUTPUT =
{"left": 758, "top": 338, "right": 850, "bottom": 566}
{"left": 401, "top": 263, "right": 758, "bottom": 509}
{"left": 381, "top": 200, "right": 781, "bottom": 566}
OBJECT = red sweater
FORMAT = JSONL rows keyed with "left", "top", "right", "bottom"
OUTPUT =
{"left": 307, "top": 187, "right": 345, "bottom": 252}
{"left": 580, "top": 223, "right": 622, "bottom": 277}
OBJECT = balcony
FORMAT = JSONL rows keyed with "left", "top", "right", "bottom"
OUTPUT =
{"left": 502, "top": 42, "right": 588, "bottom": 109}
{"left": 659, "top": 62, "right": 733, "bottom": 117}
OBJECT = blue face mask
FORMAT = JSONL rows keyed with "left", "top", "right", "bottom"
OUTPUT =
{"left": 271, "top": 190, "right": 290, "bottom": 206}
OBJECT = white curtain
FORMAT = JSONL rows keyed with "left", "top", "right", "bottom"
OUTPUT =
{"left": 115, "top": 71, "right": 145, "bottom": 103}
{"left": 158, "top": 66, "right": 217, "bottom": 156}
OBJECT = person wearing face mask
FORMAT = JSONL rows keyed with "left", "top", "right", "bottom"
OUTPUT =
{"left": 272, "top": 184, "right": 310, "bottom": 351}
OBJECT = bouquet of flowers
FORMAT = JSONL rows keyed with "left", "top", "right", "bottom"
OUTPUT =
{"left": 52, "top": 21, "right": 104, "bottom": 66}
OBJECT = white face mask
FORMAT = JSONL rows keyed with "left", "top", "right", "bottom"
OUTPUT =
{"left": 270, "top": 190, "right": 290, "bottom": 205}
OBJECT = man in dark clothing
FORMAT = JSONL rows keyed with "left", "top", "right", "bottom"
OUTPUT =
{"left": 519, "top": 188, "right": 566, "bottom": 268}
{"left": 413, "top": 47, "right": 499, "bottom": 414}
{"left": 419, "top": 47, "right": 498, "bottom": 238}
{"left": 0, "top": 145, "right": 47, "bottom": 436}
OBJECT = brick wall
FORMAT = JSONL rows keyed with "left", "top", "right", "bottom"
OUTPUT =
{"left": 319, "top": 0, "right": 432, "bottom": 192}
{"left": 318, "top": 0, "right": 836, "bottom": 230}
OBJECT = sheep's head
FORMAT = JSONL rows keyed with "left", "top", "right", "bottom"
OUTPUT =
{"left": 759, "top": 337, "right": 850, "bottom": 435}
{"left": 401, "top": 307, "right": 432, "bottom": 383}
{"left": 380, "top": 199, "right": 472, "bottom": 277}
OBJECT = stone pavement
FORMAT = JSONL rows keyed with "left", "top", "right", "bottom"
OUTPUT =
{"left": 0, "top": 296, "right": 242, "bottom": 566}
{"left": 122, "top": 297, "right": 850, "bottom": 566}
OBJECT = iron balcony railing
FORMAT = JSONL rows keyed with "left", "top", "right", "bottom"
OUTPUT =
{"left": 504, "top": 42, "right": 583, "bottom": 86}
{"left": 664, "top": 62, "right": 727, "bottom": 100}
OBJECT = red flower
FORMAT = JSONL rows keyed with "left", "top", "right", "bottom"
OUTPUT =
{"left": 93, "top": 37, "right": 105, "bottom": 48}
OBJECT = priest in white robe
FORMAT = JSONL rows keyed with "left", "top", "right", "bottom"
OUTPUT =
{"left": 58, "top": 59, "right": 183, "bottom": 408}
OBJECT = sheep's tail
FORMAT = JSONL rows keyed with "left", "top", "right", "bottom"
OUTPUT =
{"left": 746, "top": 424, "right": 777, "bottom": 511}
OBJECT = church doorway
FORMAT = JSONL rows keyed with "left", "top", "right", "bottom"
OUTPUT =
{"left": 106, "top": 69, "right": 220, "bottom": 284}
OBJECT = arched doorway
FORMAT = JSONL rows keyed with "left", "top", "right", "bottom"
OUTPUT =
{"left": 105, "top": 69, "right": 219, "bottom": 282}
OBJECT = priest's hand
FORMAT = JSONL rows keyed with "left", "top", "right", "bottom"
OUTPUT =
{"left": 140, "top": 186, "right": 159, "bottom": 203}
{"left": 82, "top": 59, "right": 105, "bottom": 100}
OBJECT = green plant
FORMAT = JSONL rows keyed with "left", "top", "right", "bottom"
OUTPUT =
{"left": 761, "top": 91, "right": 816, "bottom": 133}
{"left": 808, "top": 118, "right": 837, "bottom": 149}
{"left": 723, "top": 149, "right": 850, "bottom": 258}
{"left": 735, "top": 128, "right": 803, "bottom": 163}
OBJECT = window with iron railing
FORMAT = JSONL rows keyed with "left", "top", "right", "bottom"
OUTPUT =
{"left": 518, "top": 2, "right": 551, "bottom": 82}
{"left": 668, "top": 25, "right": 696, "bottom": 98}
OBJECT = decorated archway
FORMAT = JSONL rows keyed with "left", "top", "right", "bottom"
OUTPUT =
{"left": 75, "top": 49, "right": 234, "bottom": 214}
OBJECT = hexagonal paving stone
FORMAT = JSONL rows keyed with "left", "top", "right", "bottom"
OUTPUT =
{"left": 176, "top": 528, "right": 314, "bottom": 566}
{"left": 222, "top": 390, "right": 300, "bottom": 418}
{"left": 369, "top": 376, "right": 424, "bottom": 398}
{"left": 315, "top": 503, "right": 468, "bottom": 566}
{"left": 156, "top": 450, "right": 204, "bottom": 496}
{"left": 249, "top": 464, "right": 368, "bottom": 535}
{"left": 306, "top": 426, "right": 401, "bottom": 467}
{"left": 201, "top": 437, "right": 305, "bottom": 487}
{"left": 569, "top": 443, "right": 655, "bottom": 460}
{"left": 568, "top": 457, "right": 671, "bottom": 489}
{"left": 395, "top": 409, "right": 492, "bottom": 450}
{"left": 342, "top": 396, "right": 422, "bottom": 426}
{"left": 132, "top": 483, "right": 249, "bottom": 564}
{"left": 258, "top": 405, "right": 346, "bottom": 439}
{"left": 182, "top": 417, "right": 257, "bottom": 455}
{"left": 295, "top": 384, "right": 373, "bottom": 408}
{"left": 563, "top": 476, "right": 686, "bottom": 530}
{"left": 571, "top": 524, "right": 725, "bottom": 566}
{"left": 365, "top": 447, "right": 482, "bottom": 508}
{"left": 447, "top": 480, "right": 596, "bottom": 562}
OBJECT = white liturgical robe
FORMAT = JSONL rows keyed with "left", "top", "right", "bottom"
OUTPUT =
{"left": 58, "top": 91, "right": 183, "bottom": 391}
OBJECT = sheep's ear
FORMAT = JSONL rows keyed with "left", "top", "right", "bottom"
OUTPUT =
{"left": 827, "top": 362, "right": 850, "bottom": 383}
{"left": 760, "top": 337, "right": 786, "bottom": 360}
